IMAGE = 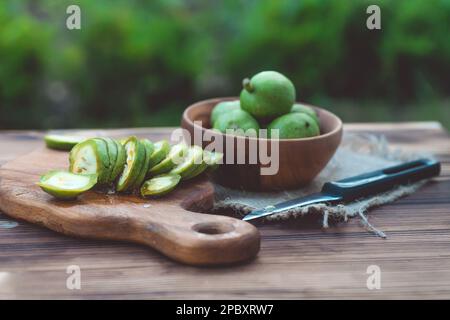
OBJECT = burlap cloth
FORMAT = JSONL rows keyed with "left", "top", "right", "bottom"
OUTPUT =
{"left": 212, "top": 132, "right": 433, "bottom": 238}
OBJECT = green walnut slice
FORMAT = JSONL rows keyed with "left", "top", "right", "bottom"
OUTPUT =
{"left": 91, "top": 138, "right": 113, "bottom": 181}
{"left": 44, "top": 134, "right": 86, "bottom": 151}
{"left": 170, "top": 145, "right": 204, "bottom": 179}
{"left": 132, "top": 139, "right": 155, "bottom": 189}
{"left": 110, "top": 139, "right": 126, "bottom": 183}
{"left": 204, "top": 151, "right": 224, "bottom": 171}
{"left": 116, "top": 136, "right": 146, "bottom": 192}
{"left": 182, "top": 160, "right": 208, "bottom": 180}
{"left": 38, "top": 170, "right": 97, "bottom": 200}
{"left": 148, "top": 140, "right": 170, "bottom": 169}
{"left": 148, "top": 143, "right": 188, "bottom": 176}
{"left": 140, "top": 174, "right": 181, "bottom": 197}
{"left": 69, "top": 139, "right": 111, "bottom": 184}
{"left": 99, "top": 137, "right": 119, "bottom": 183}
{"left": 183, "top": 150, "right": 224, "bottom": 180}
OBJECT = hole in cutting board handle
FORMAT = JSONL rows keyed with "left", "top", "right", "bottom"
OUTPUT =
{"left": 192, "top": 222, "right": 234, "bottom": 235}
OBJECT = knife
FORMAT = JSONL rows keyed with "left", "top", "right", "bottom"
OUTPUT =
{"left": 243, "top": 158, "right": 441, "bottom": 221}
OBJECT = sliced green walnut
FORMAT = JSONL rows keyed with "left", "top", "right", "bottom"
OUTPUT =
{"left": 44, "top": 134, "right": 86, "bottom": 151}
{"left": 98, "top": 137, "right": 118, "bottom": 182}
{"left": 69, "top": 139, "right": 111, "bottom": 185}
{"left": 91, "top": 138, "right": 113, "bottom": 182}
{"left": 116, "top": 136, "right": 146, "bottom": 192}
{"left": 182, "top": 161, "right": 208, "bottom": 180}
{"left": 147, "top": 140, "right": 170, "bottom": 169}
{"left": 38, "top": 170, "right": 97, "bottom": 200}
{"left": 170, "top": 145, "right": 203, "bottom": 179}
{"left": 204, "top": 151, "right": 224, "bottom": 172}
{"left": 132, "top": 139, "right": 155, "bottom": 189}
{"left": 97, "top": 137, "right": 127, "bottom": 183}
{"left": 110, "top": 139, "right": 126, "bottom": 183}
{"left": 140, "top": 174, "right": 181, "bottom": 197}
{"left": 181, "top": 150, "right": 217, "bottom": 180}
{"left": 148, "top": 143, "right": 188, "bottom": 176}
{"left": 92, "top": 137, "right": 111, "bottom": 165}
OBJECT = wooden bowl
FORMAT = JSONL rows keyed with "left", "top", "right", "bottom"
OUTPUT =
{"left": 181, "top": 97, "right": 343, "bottom": 191}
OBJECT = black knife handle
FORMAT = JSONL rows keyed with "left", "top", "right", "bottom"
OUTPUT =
{"left": 321, "top": 158, "right": 441, "bottom": 203}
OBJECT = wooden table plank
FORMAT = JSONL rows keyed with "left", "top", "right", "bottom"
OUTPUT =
{"left": 0, "top": 122, "right": 449, "bottom": 299}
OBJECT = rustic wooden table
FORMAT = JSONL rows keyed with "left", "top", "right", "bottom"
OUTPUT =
{"left": 0, "top": 122, "right": 449, "bottom": 299}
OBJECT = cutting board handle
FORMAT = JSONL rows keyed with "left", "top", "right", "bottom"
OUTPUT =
{"left": 126, "top": 207, "right": 260, "bottom": 266}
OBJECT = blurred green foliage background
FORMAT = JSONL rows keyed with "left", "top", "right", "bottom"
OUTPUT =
{"left": 0, "top": 0, "right": 449, "bottom": 129}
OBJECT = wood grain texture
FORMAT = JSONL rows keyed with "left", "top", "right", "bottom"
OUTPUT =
{"left": 0, "top": 122, "right": 449, "bottom": 299}
{"left": 0, "top": 147, "right": 260, "bottom": 266}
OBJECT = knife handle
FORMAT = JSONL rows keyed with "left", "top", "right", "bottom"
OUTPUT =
{"left": 321, "top": 158, "right": 441, "bottom": 203}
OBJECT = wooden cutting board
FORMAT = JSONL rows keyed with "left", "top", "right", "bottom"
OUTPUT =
{"left": 0, "top": 147, "right": 260, "bottom": 266}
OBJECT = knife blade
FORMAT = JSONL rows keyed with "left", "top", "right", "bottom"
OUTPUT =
{"left": 243, "top": 158, "right": 441, "bottom": 221}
